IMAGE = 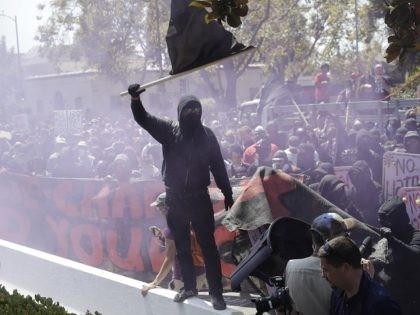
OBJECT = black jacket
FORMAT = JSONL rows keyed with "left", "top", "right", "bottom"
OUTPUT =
{"left": 330, "top": 271, "right": 401, "bottom": 315}
{"left": 131, "top": 97, "right": 232, "bottom": 197}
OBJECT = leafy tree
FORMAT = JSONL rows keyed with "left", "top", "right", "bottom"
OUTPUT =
{"left": 0, "top": 285, "right": 102, "bottom": 315}
{"left": 357, "top": 0, "right": 419, "bottom": 74}
{"left": 391, "top": 66, "right": 420, "bottom": 98}
{"left": 383, "top": 0, "right": 419, "bottom": 69}
{"left": 36, "top": 0, "right": 391, "bottom": 110}
{"left": 199, "top": 0, "right": 380, "bottom": 107}
{"left": 36, "top": 0, "right": 169, "bottom": 85}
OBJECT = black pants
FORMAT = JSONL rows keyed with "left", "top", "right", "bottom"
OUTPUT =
{"left": 166, "top": 189, "right": 223, "bottom": 297}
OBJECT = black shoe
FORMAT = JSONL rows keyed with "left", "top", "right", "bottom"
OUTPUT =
{"left": 210, "top": 294, "right": 226, "bottom": 310}
{"left": 173, "top": 289, "right": 198, "bottom": 303}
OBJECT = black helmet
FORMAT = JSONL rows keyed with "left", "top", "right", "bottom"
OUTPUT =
{"left": 311, "top": 212, "right": 348, "bottom": 244}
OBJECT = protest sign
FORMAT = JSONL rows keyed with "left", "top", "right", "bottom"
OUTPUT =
{"left": 383, "top": 151, "right": 420, "bottom": 200}
{"left": 54, "top": 110, "right": 83, "bottom": 135}
{"left": 398, "top": 187, "right": 420, "bottom": 230}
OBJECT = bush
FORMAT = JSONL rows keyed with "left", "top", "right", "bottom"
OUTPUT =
{"left": 0, "top": 285, "right": 101, "bottom": 315}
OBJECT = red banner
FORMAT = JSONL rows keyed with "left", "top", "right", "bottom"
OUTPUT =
{"left": 0, "top": 170, "right": 236, "bottom": 281}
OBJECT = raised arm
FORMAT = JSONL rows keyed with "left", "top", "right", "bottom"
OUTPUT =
{"left": 128, "top": 83, "right": 175, "bottom": 145}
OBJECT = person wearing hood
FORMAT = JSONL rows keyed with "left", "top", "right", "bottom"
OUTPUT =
{"left": 374, "top": 196, "right": 420, "bottom": 315}
{"left": 128, "top": 83, "right": 233, "bottom": 310}
{"left": 347, "top": 160, "right": 382, "bottom": 226}
{"left": 317, "top": 174, "right": 366, "bottom": 222}
{"left": 340, "top": 129, "right": 382, "bottom": 183}
{"left": 403, "top": 131, "right": 420, "bottom": 154}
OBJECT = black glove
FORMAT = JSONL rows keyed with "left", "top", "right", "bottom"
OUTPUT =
{"left": 128, "top": 83, "right": 146, "bottom": 98}
{"left": 224, "top": 194, "right": 234, "bottom": 211}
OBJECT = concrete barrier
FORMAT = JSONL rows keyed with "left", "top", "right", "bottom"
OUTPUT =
{"left": 0, "top": 239, "right": 246, "bottom": 315}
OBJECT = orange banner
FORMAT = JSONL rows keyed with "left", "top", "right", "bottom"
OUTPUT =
{"left": 0, "top": 171, "right": 236, "bottom": 281}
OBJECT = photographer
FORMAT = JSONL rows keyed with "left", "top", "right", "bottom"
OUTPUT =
{"left": 285, "top": 213, "right": 348, "bottom": 315}
{"left": 285, "top": 213, "right": 374, "bottom": 315}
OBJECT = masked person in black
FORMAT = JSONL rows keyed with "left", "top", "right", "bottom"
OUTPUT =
{"left": 317, "top": 175, "right": 366, "bottom": 222}
{"left": 128, "top": 84, "right": 234, "bottom": 310}
{"left": 347, "top": 160, "right": 382, "bottom": 226}
{"left": 375, "top": 196, "right": 420, "bottom": 315}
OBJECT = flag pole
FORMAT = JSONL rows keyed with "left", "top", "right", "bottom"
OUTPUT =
{"left": 119, "top": 46, "right": 255, "bottom": 97}
{"left": 291, "top": 97, "right": 310, "bottom": 127}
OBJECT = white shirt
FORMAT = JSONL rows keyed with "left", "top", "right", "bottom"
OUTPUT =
{"left": 285, "top": 255, "right": 331, "bottom": 315}
{"left": 284, "top": 147, "right": 298, "bottom": 165}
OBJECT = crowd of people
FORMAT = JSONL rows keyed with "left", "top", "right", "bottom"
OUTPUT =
{"left": 315, "top": 63, "right": 393, "bottom": 104}
{"left": 0, "top": 90, "right": 419, "bottom": 225}
{"left": 0, "top": 76, "right": 419, "bottom": 312}
{"left": 1, "top": 104, "right": 418, "bottom": 185}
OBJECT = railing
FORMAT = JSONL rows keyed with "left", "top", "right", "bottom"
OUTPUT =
{"left": 260, "top": 98, "right": 419, "bottom": 131}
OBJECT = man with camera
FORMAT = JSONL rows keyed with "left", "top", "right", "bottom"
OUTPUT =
{"left": 285, "top": 213, "right": 375, "bottom": 315}
{"left": 284, "top": 213, "right": 347, "bottom": 315}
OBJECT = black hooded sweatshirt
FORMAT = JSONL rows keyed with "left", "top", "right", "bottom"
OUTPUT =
{"left": 131, "top": 96, "right": 232, "bottom": 197}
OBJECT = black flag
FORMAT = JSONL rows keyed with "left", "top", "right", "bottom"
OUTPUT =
{"left": 166, "top": 0, "right": 246, "bottom": 74}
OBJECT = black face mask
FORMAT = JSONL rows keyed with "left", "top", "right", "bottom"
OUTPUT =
{"left": 179, "top": 111, "right": 201, "bottom": 134}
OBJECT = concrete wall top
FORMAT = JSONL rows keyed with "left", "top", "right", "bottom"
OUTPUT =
{"left": 0, "top": 239, "right": 247, "bottom": 315}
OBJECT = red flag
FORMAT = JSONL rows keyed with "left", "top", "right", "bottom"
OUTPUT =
{"left": 223, "top": 166, "right": 377, "bottom": 236}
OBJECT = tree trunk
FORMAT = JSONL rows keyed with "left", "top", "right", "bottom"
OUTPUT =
{"left": 222, "top": 59, "right": 237, "bottom": 112}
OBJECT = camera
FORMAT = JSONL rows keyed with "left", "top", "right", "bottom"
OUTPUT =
{"left": 230, "top": 218, "right": 313, "bottom": 314}
{"left": 251, "top": 276, "right": 291, "bottom": 315}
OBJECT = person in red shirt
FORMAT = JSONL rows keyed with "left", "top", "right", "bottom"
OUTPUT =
{"left": 314, "top": 63, "right": 331, "bottom": 103}
{"left": 242, "top": 126, "right": 278, "bottom": 167}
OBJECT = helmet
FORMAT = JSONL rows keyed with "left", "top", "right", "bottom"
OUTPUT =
{"left": 311, "top": 212, "right": 347, "bottom": 243}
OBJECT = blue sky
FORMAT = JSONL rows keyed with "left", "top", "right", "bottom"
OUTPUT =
{"left": 0, "top": 0, "right": 49, "bottom": 53}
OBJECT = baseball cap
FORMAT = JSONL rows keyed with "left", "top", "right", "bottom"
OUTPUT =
{"left": 404, "top": 131, "right": 420, "bottom": 140}
{"left": 150, "top": 192, "right": 166, "bottom": 207}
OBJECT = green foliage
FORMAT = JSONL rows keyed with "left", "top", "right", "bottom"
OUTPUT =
{"left": 0, "top": 285, "right": 101, "bottom": 315}
{"left": 189, "top": 0, "right": 249, "bottom": 27}
{"left": 235, "top": 0, "right": 371, "bottom": 82}
{"left": 384, "top": 0, "right": 419, "bottom": 69}
{"left": 391, "top": 66, "right": 420, "bottom": 98}
{"left": 36, "top": 0, "right": 170, "bottom": 84}
{"left": 35, "top": 0, "right": 405, "bottom": 106}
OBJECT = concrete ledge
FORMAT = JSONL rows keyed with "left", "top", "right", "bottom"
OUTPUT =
{"left": 0, "top": 239, "right": 245, "bottom": 315}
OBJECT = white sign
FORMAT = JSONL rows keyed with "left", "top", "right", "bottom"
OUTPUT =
{"left": 383, "top": 151, "right": 420, "bottom": 200}
{"left": 54, "top": 110, "right": 83, "bottom": 135}
{"left": 398, "top": 187, "right": 420, "bottom": 230}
